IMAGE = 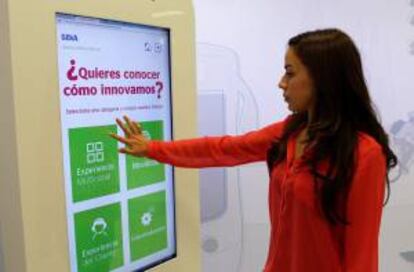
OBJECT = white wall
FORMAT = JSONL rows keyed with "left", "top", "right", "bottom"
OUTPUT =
{"left": 194, "top": 0, "right": 414, "bottom": 271}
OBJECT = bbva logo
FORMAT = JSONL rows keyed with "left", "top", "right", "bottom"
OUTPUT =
{"left": 61, "top": 34, "right": 78, "bottom": 41}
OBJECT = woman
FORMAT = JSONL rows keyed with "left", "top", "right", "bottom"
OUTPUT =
{"left": 111, "top": 29, "right": 397, "bottom": 272}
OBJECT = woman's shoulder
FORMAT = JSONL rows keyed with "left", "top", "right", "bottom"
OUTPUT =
{"left": 356, "top": 131, "right": 383, "bottom": 157}
{"left": 257, "top": 115, "right": 291, "bottom": 135}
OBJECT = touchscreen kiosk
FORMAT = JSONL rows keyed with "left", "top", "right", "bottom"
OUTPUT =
{"left": 0, "top": 1, "right": 200, "bottom": 272}
{"left": 57, "top": 13, "right": 175, "bottom": 272}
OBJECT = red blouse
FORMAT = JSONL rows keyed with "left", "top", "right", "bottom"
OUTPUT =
{"left": 147, "top": 118, "right": 386, "bottom": 272}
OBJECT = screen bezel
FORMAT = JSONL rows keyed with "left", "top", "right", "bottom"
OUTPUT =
{"left": 55, "top": 12, "right": 177, "bottom": 272}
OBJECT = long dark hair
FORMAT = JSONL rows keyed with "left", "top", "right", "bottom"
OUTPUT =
{"left": 267, "top": 29, "right": 397, "bottom": 225}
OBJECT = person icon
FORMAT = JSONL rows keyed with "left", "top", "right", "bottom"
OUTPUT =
{"left": 91, "top": 217, "right": 108, "bottom": 240}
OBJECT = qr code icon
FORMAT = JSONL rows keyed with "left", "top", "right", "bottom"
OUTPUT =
{"left": 86, "top": 142, "right": 104, "bottom": 164}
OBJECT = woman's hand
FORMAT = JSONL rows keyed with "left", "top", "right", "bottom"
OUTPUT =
{"left": 110, "top": 116, "right": 149, "bottom": 157}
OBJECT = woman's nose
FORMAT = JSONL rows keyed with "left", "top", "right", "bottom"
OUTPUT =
{"left": 278, "top": 79, "right": 287, "bottom": 90}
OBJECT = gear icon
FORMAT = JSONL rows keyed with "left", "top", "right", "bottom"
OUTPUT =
{"left": 141, "top": 212, "right": 152, "bottom": 226}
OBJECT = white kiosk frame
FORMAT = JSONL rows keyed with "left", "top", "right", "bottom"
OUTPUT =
{"left": 0, "top": 1, "right": 200, "bottom": 271}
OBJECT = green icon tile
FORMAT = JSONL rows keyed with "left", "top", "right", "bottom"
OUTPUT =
{"left": 69, "top": 125, "right": 120, "bottom": 202}
{"left": 74, "top": 203, "right": 124, "bottom": 272}
{"left": 126, "top": 120, "right": 166, "bottom": 189}
{"left": 128, "top": 191, "right": 168, "bottom": 261}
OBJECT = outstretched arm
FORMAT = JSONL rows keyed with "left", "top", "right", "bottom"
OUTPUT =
{"left": 111, "top": 115, "right": 287, "bottom": 168}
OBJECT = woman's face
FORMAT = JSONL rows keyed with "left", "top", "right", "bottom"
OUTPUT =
{"left": 278, "top": 47, "right": 315, "bottom": 114}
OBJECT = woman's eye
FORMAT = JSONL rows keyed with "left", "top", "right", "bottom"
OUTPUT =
{"left": 285, "top": 72, "right": 294, "bottom": 78}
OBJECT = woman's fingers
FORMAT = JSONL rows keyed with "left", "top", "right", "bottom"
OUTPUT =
{"left": 116, "top": 115, "right": 142, "bottom": 137}
{"left": 113, "top": 116, "right": 148, "bottom": 157}
{"left": 133, "top": 121, "right": 142, "bottom": 134}
{"left": 116, "top": 118, "right": 131, "bottom": 137}
{"left": 119, "top": 147, "right": 133, "bottom": 155}
{"left": 110, "top": 133, "right": 130, "bottom": 145}
{"left": 124, "top": 116, "right": 140, "bottom": 135}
